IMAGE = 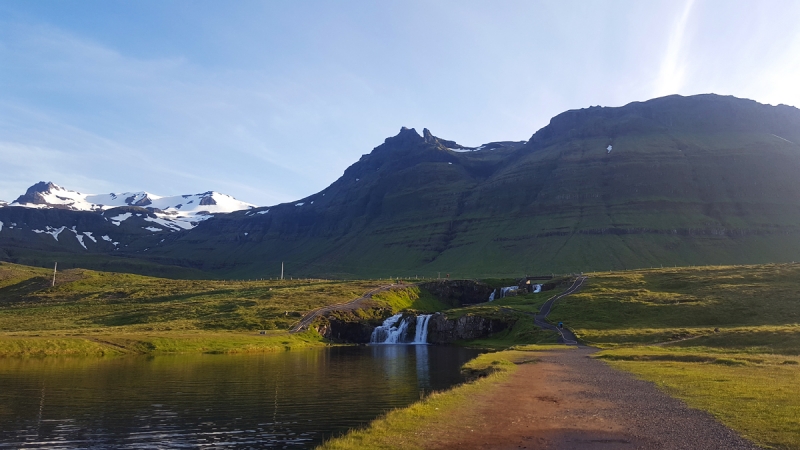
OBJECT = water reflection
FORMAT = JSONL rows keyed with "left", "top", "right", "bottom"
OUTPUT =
{"left": 0, "top": 345, "right": 479, "bottom": 449}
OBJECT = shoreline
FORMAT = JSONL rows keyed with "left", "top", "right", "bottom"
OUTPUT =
{"left": 0, "top": 329, "right": 329, "bottom": 358}
{"left": 318, "top": 346, "right": 761, "bottom": 450}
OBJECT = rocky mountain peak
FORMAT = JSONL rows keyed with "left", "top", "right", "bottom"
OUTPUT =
{"left": 384, "top": 127, "right": 424, "bottom": 146}
{"left": 14, "top": 181, "right": 64, "bottom": 205}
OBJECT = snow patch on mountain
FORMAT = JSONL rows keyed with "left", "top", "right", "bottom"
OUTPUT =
{"left": 144, "top": 216, "right": 191, "bottom": 231}
{"left": 10, "top": 182, "right": 256, "bottom": 230}
{"left": 110, "top": 212, "right": 133, "bottom": 226}
{"left": 73, "top": 232, "right": 87, "bottom": 249}
{"left": 32, "top": 226, "right": 66, "bottom": 241}
{"left": 448, "top": 147, "right": 479, "bottom": 152}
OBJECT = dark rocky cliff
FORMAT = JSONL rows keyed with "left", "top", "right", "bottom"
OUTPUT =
{"left": 421, "top": 280, "right": 493, "bottom": 306}
{"left": 312, "top": 308, "right": 512, "bottom": 344}
{"left": 426, "top": 312, "right": 511, "bottom": 344}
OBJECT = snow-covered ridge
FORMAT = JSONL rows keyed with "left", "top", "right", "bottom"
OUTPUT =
{"left": 10, "top": 182, "right": 256, "bottom": 230}
{"left": 447, "top": 141, "right": 527, "bottom": 153}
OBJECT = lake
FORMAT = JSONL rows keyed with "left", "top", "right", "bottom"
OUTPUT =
{"left": 0, "top": 345, "right": 480, "bottom": 448}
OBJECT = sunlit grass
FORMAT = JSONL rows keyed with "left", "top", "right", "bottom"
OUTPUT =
{"left": 0, "top": 262, "right": 385, "bottom": 357}
{"left": 542, "top": 264, "right": 800, "bottom": 449}
{"left": 597, "top": 347, "right": 800, "bottom": 449}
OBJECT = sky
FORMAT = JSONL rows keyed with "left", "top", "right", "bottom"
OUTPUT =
{"left": 2, "top": 0, "right": 800, "bottom": 206}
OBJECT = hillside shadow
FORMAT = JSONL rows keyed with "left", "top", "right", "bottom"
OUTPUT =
{"left": 0, "top": 277, "right": 51, "bottom": 302}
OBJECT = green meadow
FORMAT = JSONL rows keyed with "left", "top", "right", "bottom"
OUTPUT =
{"left": 544, "top": 264, "right": 800, "bottom": 449}
{"left": 0, "top": 261, "right": 390, "bottom": 356}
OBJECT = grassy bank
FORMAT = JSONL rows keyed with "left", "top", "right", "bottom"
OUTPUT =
{"left": 0, "top": 329, "right": 326, "bottom": 358}
{"left": 318, "top": 347, "right": 553, "bottom": 450}
{"left": 596, "top": 347, "right": 800, "bottom": 449}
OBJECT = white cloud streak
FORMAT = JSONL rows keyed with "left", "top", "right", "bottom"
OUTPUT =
{"left": 653, "top": 0, "right": 695, "bottom": 97}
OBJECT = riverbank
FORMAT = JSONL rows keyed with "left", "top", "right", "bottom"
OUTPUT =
{"left": 319, "top": 346, "right": 760, "bottom": 450}
{"left": 0, "top": 329, "right": 327, "bottom": 357}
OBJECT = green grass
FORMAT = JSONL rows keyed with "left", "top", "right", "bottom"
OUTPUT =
{"left": 460, "top": 313, "right": 557, "bottom": 349}
{"left": 548, "top": 264, "right": 800, "bottom": 346}
{"left": 0, "top": 330, "right": 327, "bottom": 357}
{"left": 596, "top": 347, "right": 800, "bottom": 449}
{"left": 0, "top": 262, "right": 386, "bottom": 333}
{"left": 370, "top": 286, "right": 450, "bottom": 313}
{"left": 0, "top": 262, "right": 390, "bottom": 357}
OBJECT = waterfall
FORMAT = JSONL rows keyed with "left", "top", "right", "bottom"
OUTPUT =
{"left": 413, "top": 314, "right": 432, "bottom": 344}
{"left": 371, "top": 314, "right": 432, "bottom": 344}
{"left": 490, "top": 284, "right": 540, "bottom": 301}
{"left": 370, "top": 314, "right": 408, "bottom": 344}
{"left": 500, "top": 286, "right": 518, "bottom": 298}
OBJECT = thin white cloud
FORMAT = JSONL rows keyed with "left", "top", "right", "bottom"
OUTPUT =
{"left": 653, "top": 0, "right": 695, "bottom": 97}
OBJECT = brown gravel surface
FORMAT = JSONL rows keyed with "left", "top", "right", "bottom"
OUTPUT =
{"left": 427, "top": 347, "right": 761, "bottom": 450}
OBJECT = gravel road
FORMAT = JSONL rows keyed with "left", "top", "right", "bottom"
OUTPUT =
{"left": 429, "top": 347, "right": 760, "bottom": 449}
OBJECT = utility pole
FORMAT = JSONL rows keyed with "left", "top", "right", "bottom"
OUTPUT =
{"left": 52, "top": 262, "right": 57, "bottom": 287}
{"left": 281, "top": 262, "right": 284, "bottom": 280}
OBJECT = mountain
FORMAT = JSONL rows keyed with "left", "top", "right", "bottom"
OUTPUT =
{"left": 0, "top": 184, "right": 254, "bottom": 277}
{"left": 10, "top": 182, "right": 255, "bottom": 229}
{"left": 3, "top": 94, "right": 800, "bottom": 278}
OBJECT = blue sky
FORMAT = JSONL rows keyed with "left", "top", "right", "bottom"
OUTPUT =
{"left": 2, "top": 0, "right": 800, "bottom": 206}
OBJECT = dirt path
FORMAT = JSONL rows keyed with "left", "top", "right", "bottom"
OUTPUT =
{"left": 426, "top": 348, "right": 759, "bottom": 450}
{"left": 288, "top": 283, "right": 415, "bottom": 333}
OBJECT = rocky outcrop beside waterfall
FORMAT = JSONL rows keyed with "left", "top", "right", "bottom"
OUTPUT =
{"left": 313, "top": 308, "right": 391, "bottom": 343}
{"left": 315, "top": 318, "right": 376, "bottom": 343}
{"left": 426, "top": 312, "right": 512, "bottom": 343}
{"left": 421, "top": 280, "right": 493, "bottom": 306}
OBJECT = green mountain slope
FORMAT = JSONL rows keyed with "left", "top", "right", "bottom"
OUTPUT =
{"left": 138, "top": 94, "right": 800, "bottom": 278}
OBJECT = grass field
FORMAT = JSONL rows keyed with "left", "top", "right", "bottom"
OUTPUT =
{"left": 0, "top": 261, "right": 393, "bottom": 356}
{"left": 544, "top": 264, "right": 800, "bottom": 449}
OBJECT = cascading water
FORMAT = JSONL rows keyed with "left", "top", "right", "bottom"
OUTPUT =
{"left": 489, "top": 284, "right": 543, "bottom": 301}
{"left": 370, "top": 314, "right": 432, "bottom": 344}
{"left": 370, "top": 314, "right": 408, "bottom": 344}
{"left": 413, "top": 314, "right": 432, "bottom": 344}
{"left": 501, "top": 286, "right": 518, "bottom": 297}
